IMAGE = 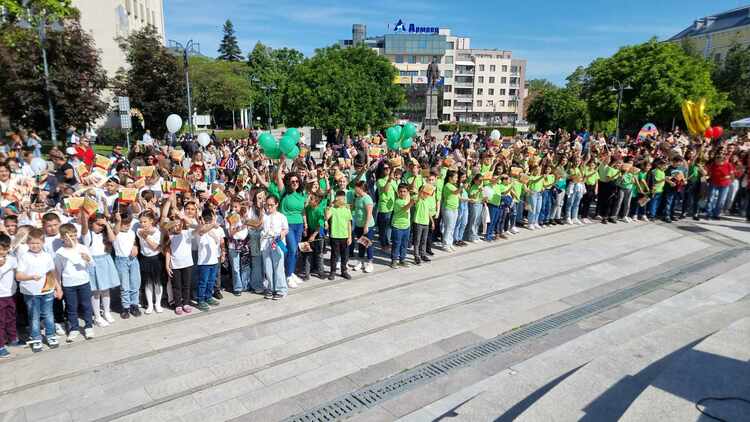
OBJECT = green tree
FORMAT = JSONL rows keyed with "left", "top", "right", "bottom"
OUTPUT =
{"left": 246, "top": 42, "right": 303, "bottom": 127}
{"left": 713, "top": 43, "right": 750, "bottom": 123}
{"left": 0, "top": 14, "right": 108, "bottom": 138}
{"left": 584, "top": 39, "right": 729, "bottom": 131}
{"left": 113, "top": 26, "right": 185, "bottom": 137}
{"left": 189, "top": 56, "right": 252, "bottom": 128}
{"left": 526, "top": 87, "right": 587, "bottom": 132}
{"left": 283, "top": 45, "right": 404, "bottom": 132}
{"left": 0, "top": 0, "right": 73, "bottom": 22}
{"left": 217, "top": 19, "right": 242, "bottom": 61}
{"left": 527, "top": 79, "right": 557, "bottom": 94}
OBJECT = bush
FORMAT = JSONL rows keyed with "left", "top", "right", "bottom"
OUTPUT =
{"left": 214, "top": 129, "right": 251, "bottom": 140}
{"left": 438, "top": 123, "right": 517, "bottom": 136}
{"left": 96, "top": 127, "right": 127, "bottom": 146}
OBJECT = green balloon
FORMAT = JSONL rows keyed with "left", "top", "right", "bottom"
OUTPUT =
{"left": 285, "top": 127, "right": 300, "bottom": 141}
{"left": 264, "top": 142, "right": 281, "bottom": 159}
{"left": 258, "top": 132, "right": 276, "bottom": 151}
{"left": 387, "top": 137, "right": 401, "bottom": 150}
{"left": 401, "top": 137, "right": 413, "bottom": 149}
{"left": 279, "top": 134, "right": 297, "bottom": 155}
{"left": 386, "top": 126, "right": 401, "bottom": 144}
{"left": 401, "top": 123, "right": 417, "bottom": 141}
{"left": 286, "top": 145, "right": 300, "bottom": 159}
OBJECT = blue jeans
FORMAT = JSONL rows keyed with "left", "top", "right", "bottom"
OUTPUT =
{"left": 23, "top": 292, "right": 55, "bottom": 342}
{"left": 464, "top": 202, "right": 483, "bottom": 241}
{"left": 663, "top": 190, "right": 678, "bottom": 219}
{"left": 528, "top": 191, "right": 543, "bottom": 225}
{"left": 285, "top": 223, "right": 304, "bottom": 277}
{"left": 486, "top": 204, "right": 505, "bottom": 240}
{"left": 228, "top": 249, "right": 250, "bottom": 293}
{"left": 454, "top": 202, "right": 468, "bottom": 242}
{"left": 565, "top": 185, "right": 584, "bottom": 220}
{"left": 540, "top": 190, "right": 554, "bottom": 223}
{"left": 197, "top": 264, "right": 218, "bottom": 302}
{"left": 512, "top": 200, "right": 524, "bottom": 228}
{"left": 441, "top": 208, "right": 459, "bottom": 246}
{"left": 707, "top": 185, "right": 730, "bottom": 218}
{"left": 114, "top": 256, "right": 141, "bottom": 309}
{"left": 648, "top": 192, "right": 663, "bottom": 218}
{"left": 376, "top": 211, "right": 392, "bottom": 247}
{"left": 263, "top": 246, "right": 287, "bottom": 295}
{"left": 63, "top": 284, "right": 93, "bottom": 331}
{"left": 354, "top": 226, "right": 375, "bottom": 260}
{"left": 249, "top": 255, "right": 265, "bottom": 292}
{"left": 391, "top": 227, "right": 410, "bottom": 261}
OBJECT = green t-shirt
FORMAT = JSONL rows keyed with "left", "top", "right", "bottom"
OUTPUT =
{"left": 543, "top": 174, "right": 556, "bottom": 189}
{"left": 392, "top": 197, "right": 411, "bottom": 229}
{"left": 353, "top": 194, "right": 375, "bottom": 228}
{"left": 618, "top": 172, "right": 635, "bottom": 190}
{"left": 652, "top": 168, "right": 666, "bottom": 193}
{"left": 377, "top": 177, "right": 398, "bottom": 213}
{"left": 688, "top": 164, "right": 701, "bottom": 183}
{"left": 528, "top": 175, "right": 545, "bottom": 192}
{"left": 414, "top": 197, "right": 431, "bottom": 225}
{"left": 328, "top": 207, "right": 352, "bottom": 239}
{"left": 488, "top": 183, "right": 509, "bottom": 206}
{"left": 468, "top": 184, "right": 483, "bottom": 201}
{"left": 584, "top": 168, "right": 599, "bottom": 185}
{"left": 280, "top": 191, "right": 306, "bottom": 225}
{"left": 511, "top": 180, "right": 524, "bottom": 199}
{"left": 403, "top": 172, "right": 424, "bottom": 192}
{"left": 442, "top": 183, "right": 459, "bottom": 210}
{"left": 268, "top": 181, "right": 281, "bottom": 200}
{"left": 305, "top": 203, "right": 326, "bottom": 231}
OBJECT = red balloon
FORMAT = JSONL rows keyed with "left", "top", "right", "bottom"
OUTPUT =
{"left": 712, "top": 126, "right": 723, "bottom": 139}
{"left": 704, "top": 128, "right": 714, "bottom": 139}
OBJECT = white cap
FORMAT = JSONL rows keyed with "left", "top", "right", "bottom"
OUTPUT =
{"left": 65, "top": 147, "right": 77, "bottom": 155}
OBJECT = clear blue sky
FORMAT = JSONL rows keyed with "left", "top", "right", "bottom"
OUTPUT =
{"left": 165, "top": 0, "right": 749, "bottom": 85}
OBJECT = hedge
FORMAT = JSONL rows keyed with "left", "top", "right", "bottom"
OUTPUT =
{"left": 437, "top": 123, "right": 516, "bottom": 136}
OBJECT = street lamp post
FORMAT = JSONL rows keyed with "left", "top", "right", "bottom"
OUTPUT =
{"left": 169, "top": 39, "right": 198, "bottom": 137}
{"left": 610, "top": 80, "right": 632, "bottom": 142}
{"left": 252, "top": 77, "right": 276, "bottom": 130}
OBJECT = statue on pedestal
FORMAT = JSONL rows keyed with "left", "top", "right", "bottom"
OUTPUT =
{"left": 426, "top": 56, "right": 440, "bottom": 92}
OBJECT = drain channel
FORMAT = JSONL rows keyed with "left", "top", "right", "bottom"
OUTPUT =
{"left": 283, "top": 247, "right": 747, "bottom": 422}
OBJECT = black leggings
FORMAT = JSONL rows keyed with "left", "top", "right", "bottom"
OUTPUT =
{"left": 330, "top": 238, "right": 349, "bottom": 274}
{"left": 171, "top": 267, "right": 193, "bottom": 308}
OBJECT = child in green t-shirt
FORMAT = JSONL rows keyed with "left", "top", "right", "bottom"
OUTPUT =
{"left": 301, "top": 193, "right": 326, "bottom": 280}
{"left": 325, "top": 191, "right": 353, "bottom": 280}
{"left": 412, "top": 184, "right": 435, "bottom": 265}
{"left": 391, "top": 184, "right": 415, "bottom": 268}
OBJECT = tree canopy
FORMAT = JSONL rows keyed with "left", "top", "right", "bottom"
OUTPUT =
{"left": 713, "top": 43, "right": 750, "bottom": 123}
{"left": 526, "top": 87, "right": 586, "bottom": 132}
{"left": 217, "top": 19, "right": 242, "bottom": 62}
{"left": 188, "top": 56, "right": 252, "bottom": 126}
{"left": 246, "top": 42, "right": 304, "bottom": 127}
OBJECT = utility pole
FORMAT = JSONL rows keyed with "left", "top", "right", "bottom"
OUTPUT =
{"left": 610, "top": 80, "right": 632, "bottom": 142}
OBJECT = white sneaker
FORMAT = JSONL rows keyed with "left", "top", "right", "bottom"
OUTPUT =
{"left": 510, "top": 227, "right": 519, "bottom": 234}
{"left": 55, "top": 323, "right": 66, "bottom": 337}
{"left": 103, "top": 312, "right": 115, "bottom": 324}
{"left": 84, "top": 327, "right": 95, "bottom": 339}
{"left": 348, "top": 260, "right": 359, "bottom": 271}
{"left": 144, "top": 306, "right": 154, "bottom": 315}
{"left": 624, "top": 216, "right": 633, "bottom": 223}
{"left": 583, "top": 218, "right": 592, "bottom": 224}
{"left": 528, "top": 224, "right": 537, "bottom": 231}
{"left": 94, "top": 317, "right": 109, "bottom": 327}
{"left": 641, "top": 215, "right": 650, "bottom": 222}
{"left": 363, "top": 262, "right": 374, "bottom": 273}
{"left": 154, "top": 305, "right": 164, "bottom": 313}
{"left": 287, "top": 277, "right": 299, "bottom": 289}
{"left": 565, "top": 218, "right": 573, "bottom": 225}
{"left": 574, "top": 219, "right": 584, "bottom": 225}
{"left": 66, "top": 330, "right": 80, "bottom": 343}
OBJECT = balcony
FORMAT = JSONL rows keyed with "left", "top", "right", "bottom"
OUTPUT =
{"left": 454, "top": 69, "right": 474, "bottom": 77}
{"left": 454, "top": 81, "right": 474, "bottom": 89}
{"left": 454, "top": 93, "right": 473, "bottom": 100}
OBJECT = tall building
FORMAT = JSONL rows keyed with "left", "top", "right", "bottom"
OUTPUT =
{"left": 339, "top": 22, "right": 527, "bottom": 126}
{"left": 72, "top": 0, "right": 166, "bottom": 79}
{"left": 667, "top": 5, "right": 750, "bottom": 63}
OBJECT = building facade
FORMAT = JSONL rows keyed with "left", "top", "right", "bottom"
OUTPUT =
{"left": 667, "top": 5, "right": 750, "bottom": 63}
{"left": 339, "top": 22, "right": 527, "bottom": 126}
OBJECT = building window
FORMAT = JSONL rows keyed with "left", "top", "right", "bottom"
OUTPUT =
{"left": 395, "top": 55, "right": 404, "bottom": 63}
{"left": 478, "top": 76, "right": 484, "bottom": 83}
{"left": 488, "top": 100, "right": 494, "bottom": 107}
{"left": 509, "top": 89, "right": 517, "bottom": 96}
{"left": 444, "top": 56, "right": 453, "bottom": 64}
{"left": 478, "top": 64, "right": 485, "bottom": 71}
{"left": 489, "top": 89, "right": 494, "bottom": 95}
{"left": 489, "top": 77, "right": 495, "bottom": 84}
{"left": 477, "top": 88, "right": 483, "bottom": 95}
{"left": 490, "top": 65, "right": 496, "bottom": 72}
{"left": 400, "top": 70, "right": 418, "bottom": 77}
{"left": 444, "top": 100, "right": 452, "bottom": 107}
{"left": 510, "top": 65, "right": 518, "bottom": 73}
{"left": 501, "top": 77, "right": 507, "bottom": 84}
{"left": 502, "top": 65, "right": 508, "bottom": 72}
{"left": 408, "top": 55, "right": 416, "bottom": 64}
{"left": 499, "top": 89, "right": 506, "bottom": 95}
{"left": 444, "top": 70, "right": 453, "bottom": 78}
{"left": 510, "top": 77, "right": 518, "bottom": 85}
{"left": 444, "top": 85, "right": 452, "bottom": 92}
{"left": 498, "top": 100, "right": 505, "bottom": 106}
{"left": 476, "top": 100, "right": 482, "bottom": 107}
{"left": 420, "top": 56, "right": 429, "bottom": 64}
{"left": 447, "top": 41, "right": 455, "bottom": 49}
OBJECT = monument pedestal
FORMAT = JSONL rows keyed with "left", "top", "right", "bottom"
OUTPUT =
{"left": 424, "top": 88, "right": 439, "bottom": 130}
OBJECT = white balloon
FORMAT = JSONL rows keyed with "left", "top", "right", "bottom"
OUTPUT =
{"left": 490, "top": 129, "right": 501, "bottom": 141}
{"left": 166, "top": 114, "right": 183, "bottom": 134}
{"left": 197, "top": 132, "right": 211, "bottom": 147}
{"left": 30, "top": 157, "right": 47, "bottom": 175}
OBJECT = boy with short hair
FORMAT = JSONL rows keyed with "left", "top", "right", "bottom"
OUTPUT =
{"left": 16, "top": 228, "right": 59, "bottom": 353}
{"left": 326, "top": 191, "right": 353, "bottom": 280}
{"left": 55, "top": 223, "right": 96, "bottom": 342}
{"left": 0, "top": 234, "right": 18, "bottom": 358}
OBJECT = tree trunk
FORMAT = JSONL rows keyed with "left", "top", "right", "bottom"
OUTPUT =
{"left": 232, "top": 109, "right": 236, "bottom": 130}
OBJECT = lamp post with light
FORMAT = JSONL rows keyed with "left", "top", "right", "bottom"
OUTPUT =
{"left": 610, "top": 80, "right": 632, "bottom": 142}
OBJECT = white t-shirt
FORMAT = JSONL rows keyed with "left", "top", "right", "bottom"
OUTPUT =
{"left": 17, "top": 249, "right": 55, "bottom": 295}
{"left": 54, "top": 245, "right": 92, "bottom": 287}
{"left": 226, "top": 212, "right": 248, "bottom": 249}
{"left": 261, "top": 212, "right": 288, "bottom": 250}
{"left": 44, "top": 234, "right": 64, "bottom": 255}
{"left": 169, "top": 230, "right": 193, "bottom": 269}
{"left": 82, "top": 230, "right": 107, "bottom": 256}
{"left": 136, "top": 227, "right": 162, "bottom": 257}
{"left": 113, "top": 231, "right": 136, "bottom": 258}
{"left": 197, "top": 227, "right": 223, "bottom": 265}
{"left": 0, "top": 256, "right": 17, "bottom": 297}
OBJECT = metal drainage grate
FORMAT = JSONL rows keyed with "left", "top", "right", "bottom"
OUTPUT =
{"left": 283, "top": 247, "right": 745, "bottom": 422}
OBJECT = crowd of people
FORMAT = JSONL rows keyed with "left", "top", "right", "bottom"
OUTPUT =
{"left": 0, "top": 125, "right": 748, "bottom": 358}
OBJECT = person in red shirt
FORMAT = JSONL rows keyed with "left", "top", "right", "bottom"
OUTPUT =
{"left": 706, "top": 151, "right": 734, "bottom": 220}
{"left": 74, "top": 137, "right": 95, "bottom": 167}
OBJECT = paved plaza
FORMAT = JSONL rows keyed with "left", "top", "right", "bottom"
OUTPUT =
{"left": 1, "top": 219, "right": 749, "bottom": 422}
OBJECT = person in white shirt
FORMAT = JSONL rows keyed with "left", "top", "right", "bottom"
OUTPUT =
{"left": 135, "top": 210, "right": 163, "bottom": 314}
{"left": 81, "top": 214, "right": 120, "bottom": 327}
{"left": 226, "top": 197, "right": 250, "bottom": 295}
{"left": 15, "top": 228, "right": 58, "bottom": 353}
{"left": 195, "top": 208, "right": 224, "bottom": 311}
{"left": 54, "top": 224, "right": 95, "bottom": 342}
{"left": 165, "top": 217, "right": 194, "bottom": 315}
{"left": 261, "top": 195, "right": 288, "bottom": 300}
{"left": 0, "top": 234, "right": 18, "bottom": 358}
{"left": 113, "top": 213, "right": 141, "bottom": 319}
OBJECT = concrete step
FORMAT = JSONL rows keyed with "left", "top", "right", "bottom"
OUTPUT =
{"left": 514, "top": 300, "right": 750, "bottom": 422}
{"left": 619, "top": 316, "right": 750, "bottom": 422}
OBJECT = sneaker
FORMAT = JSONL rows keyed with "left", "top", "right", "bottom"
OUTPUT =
{"left": 641, "top": 215, "right": 650, "bottom": 222}
{"left": 94, "top": 317, "right": 109, "bottom": 327}
{"left": 197, "top": 301, "right": 210, "bottom": 311}
{"left": 183, "top": 305, "right": 193, "bottom": 314}
{"left": 414, "top": 258, "right": 422, "bottom": 266}
{"left": 66, "top": 331, "right": 80, "bottom": 343}
{"left": 583, "top": 218, "right": 592, "bottom": 224}
{"left": 624, "top": 216, "right": 633, "bottom": 223}
{"left": 398, "top": 260, "right": 408, "bottom": 267}
{"left": 390, "top": 260, "right": 398, "bottom": 269}
{"left": 154, "top": 305, "right": 164, "bottom": 313}
{"left": 0, "top": 347, "right": 9, "bottom": 358}
{"left": 574, "top": 219, "right": 584, "bottom": 225}
{"left": 30, "top": 341, "right": 43, "bottom": 353}
{"left": 120, "top": 311, "right": 130, "bottom": 320}
{"left": 510, "top": 227, "right": 519, "bottom": 234}
{"left": 565, "top": 218, "right": 573, "bottom": 225}
{"left": 328, "top": 272, "right": 336, "bottom": 280}
{"left": 363, "top": 262, "right": 374, "bottom": 273}
{"left": 144, "top": 306, "right": 154, "bottom": 315}
{"left": 55, "top": 323, "right": 65, "bottom": 337}
{"left": 528, "top": 224, "right": 537, "bottom": 231}
{"left": 348, "top": 260, "right": 359, "bottom": 271}
{"left": 130, "top": 305, "right": 142, "bottom": 317}
{"left": 232, "top": 291, "right": 242, "bottom": 297}
{"left": 421, "top": 255, "right": 431, "bottom": 262}
{"left": 253, "top": 289, "right": 266, "bottom": 294}
{"left": 292, "top": 273, "right": 304, "bottom": 284}
{"left": 341, "top": 272, "right": 352, "bottom": 280}
{"left": 175, "top": 307, "right": 184, "bottom": 315}
{"left": 263, "top": 291, "right": 274, "bottom": 300}
{"left": 103, "top": 312, "right": 115, "bottom": 324}
{"left": 206, "top": 298, "right": 220, "bottom": 306}
{"left": 287, "top": 277, "right": 299, "bottom": 289}
{"left": 213, "top": 290, "right": 224, "bottom": 300}
{"left": 608, "top": 218, "right": 617, "bottom": 224}
{"left": 272, "top": 293, "right": 285, "bottom": 300}
{"left": 84, "top": 328, "right": 95, "bottom": 339}
{"left": 47, "top": 336, "right": 59, "bottom": 349}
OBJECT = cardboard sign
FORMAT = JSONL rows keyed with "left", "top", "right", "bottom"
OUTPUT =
{"left": 357, "top": 236, "right": 372, "bottom": 248}
{"left": 368, "top": 147, "right": 383, "bottom": 158}
{"left": 226, "top": 213, "right": 240, "bottom": 226}
{"left": 172, "top": 178, "right": 190, "bottom": 193}
{"left": 41, "top": 272, "right": 56, "bottom": 293}
{"left": 94, "top": 155, "right": 112, "bottom": 170}
{"left": 119, "top": 188, "right": 138, "bottom": 203}
{"left": 136, "top": 166, "right": 155, "bottom": 178}
{"left": 170, "top": 149, "right": 185, "bottom": 162}
{"left": 388, "top": 157, "right": 403, "bottom": 169}
{"left": 510, "top": 167, "right": 523, "bottom": 177}
{"left": 132, "top": 177, "right": 146, "bottom": 189}
{"left": 211, "top": 189, "right": 228, "bottom": 205}
{"left": 298, "top": 242, "right": 312, "bottom": 253}
{"left": 63, "top": 197, "right": 84, "bottom": 214}
{"left": 621, "top": 163, "right": 633, "bottom": 173}
{"left": 501, "top": 148, "right": 512, "bottom": 158}
{"left": 75, "top": 162, "right": 89, "bottom": 178}
{"left": 89, "top": 168, "right": 108, "bottom": 186}
{"left": 173, "top": 167, "right": 186, "bottom": 178}
{"left": 82, "top": 196, "right": 99, "bottom": 217}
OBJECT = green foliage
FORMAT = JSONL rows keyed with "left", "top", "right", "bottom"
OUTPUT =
{"left": 214, "top": 129, "right": 250, "bottom": 140}
{"left": 114, "top": 26, "right": 185, "bottom": 137}
{"left": 584, "top": 39, "right": 729, "bottom": 131}
{"left": 437, "top": 123, "right": 516, "bottom": 136}
{"left": 0, "top": 15, "right": 108, "bottom": 138}
{"left": 217, "top": 19, "right": 242, "bottom": 62}
{"left": 713, "top": 43, "right": 750, "bottom": 123}
{"left": 283, "top": 45, "right": 404, "bottom": 132}
{"left": 526, "top": 87, "right": 587, "bottom": 132}
{"left": 246, "top": 42, "right": 304, "bottom": 127}
{"left": 188, "top": 56, "right": 252, "bottom": 125}
{"left": 527, "top": 79, "right": 557, "bottom": 94}
{"left": 0, "top": 0, "right": 74, "bottom": 22}
{"left": 95, "top": 127, "right": 126, "bottom": 146}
